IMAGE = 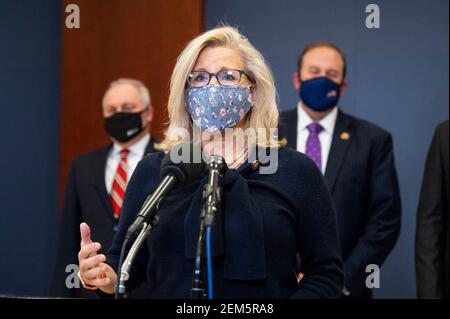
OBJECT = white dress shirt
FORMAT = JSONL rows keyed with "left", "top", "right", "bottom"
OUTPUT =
{"left": 296, "top": 102, "right": 338, "bottom": 174}
{"left": 105, "top": 133, "right": 150, "bottom": 193}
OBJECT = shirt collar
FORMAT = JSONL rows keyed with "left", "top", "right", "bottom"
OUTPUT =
{"left": 112, "top": 133, "right": 150, "bottom": 157}
{"left": 297, "top": 101, "right": 338, "bottom": 134}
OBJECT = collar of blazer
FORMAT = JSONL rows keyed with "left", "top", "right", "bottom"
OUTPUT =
{"left": 324, "top": 110, "right": 353, "bottom": 191}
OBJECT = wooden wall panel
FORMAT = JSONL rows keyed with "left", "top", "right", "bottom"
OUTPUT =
{"left": 59, "top": 0, "right": 203, "bottom": 204}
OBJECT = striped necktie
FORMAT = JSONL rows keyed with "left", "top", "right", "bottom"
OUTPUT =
{"left": 110, "top": 148, "right": 130, "bottom": 218}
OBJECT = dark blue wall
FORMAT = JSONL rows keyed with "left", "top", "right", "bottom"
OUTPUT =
{"left": 0, "top": 0, "right": 61, "bottom": 296}
{"left": 206, "top": 0, "right": 449, "bottom": 298}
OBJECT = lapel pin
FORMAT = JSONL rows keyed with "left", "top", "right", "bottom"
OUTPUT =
{"left": 340, "top": 131, "right": 350, "bottom": 141}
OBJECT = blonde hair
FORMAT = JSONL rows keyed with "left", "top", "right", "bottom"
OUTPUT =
{"left": 156, "top": 26, "right": 285, "bottom": 151}
{"left": 103, "top": 78, "right": 151, "bottom": 107}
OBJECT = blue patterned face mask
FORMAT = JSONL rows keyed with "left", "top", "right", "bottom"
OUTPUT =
{"left": 186, "top": 85, "right": 252, "bottom": 132}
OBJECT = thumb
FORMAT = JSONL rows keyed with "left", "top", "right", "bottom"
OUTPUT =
{"left": 80, "top": 222, "right": 93, "bottom": 247}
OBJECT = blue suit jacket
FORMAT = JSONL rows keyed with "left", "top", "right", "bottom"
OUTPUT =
{"left": 280, "top": 109, "right": 401, "bottom": 298}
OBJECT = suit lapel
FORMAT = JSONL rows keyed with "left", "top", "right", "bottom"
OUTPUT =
{"left": 324, "top": 110, "right": 353, "bottom": 192}
{"left": 91, "top": 145, "right": 115, "bottom": 222}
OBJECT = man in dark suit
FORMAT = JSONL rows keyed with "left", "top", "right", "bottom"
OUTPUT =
{"left": 415, "top": 120, "right": 449, "bottom": 299}
{"left": 280, "top": 43, "right": 401, "bottom": 298}
{"left": 50, "top": 78, "right": 157, "bottom": 297}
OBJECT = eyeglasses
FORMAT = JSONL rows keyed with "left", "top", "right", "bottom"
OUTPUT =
{"left": 187, "top": 69, "right": 251, "bottom": 87}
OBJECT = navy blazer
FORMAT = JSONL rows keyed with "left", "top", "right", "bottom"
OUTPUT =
{"left": 280, "top": 109, "right": 401, "bottom": 298}
{"left": 50, "top": 139, "right": 156, "bottom": 298}
{"left": 107, "top": 147, "right": 344, "bottom": 298}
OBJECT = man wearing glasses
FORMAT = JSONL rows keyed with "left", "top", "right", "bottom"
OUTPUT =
{"left": 50, "top": 78, "right": 157, "bottom": 298}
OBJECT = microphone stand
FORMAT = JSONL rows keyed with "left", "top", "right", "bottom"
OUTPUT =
{"left": 190, "top": 218, "right": 207, "bottom": 299}
{"left": 115, "top": 209, "right": 160, "bottom": 299}
{"left": 191, "top": 155, "right": 227, "bottom": 299}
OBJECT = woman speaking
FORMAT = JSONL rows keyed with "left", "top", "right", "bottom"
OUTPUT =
{"left": 77, "top": 26, "right": 344, "bottom": 298}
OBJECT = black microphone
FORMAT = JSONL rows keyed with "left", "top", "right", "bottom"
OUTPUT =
{"left": 125, "top": 143, "right": 205, "bottom": 240}
{"left": 203, "top": 155, "right": 227, "bottom": 226}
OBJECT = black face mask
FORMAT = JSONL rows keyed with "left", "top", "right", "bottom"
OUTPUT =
{"left": 104, "top": 111, "right": 144, "bottom": 143}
